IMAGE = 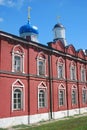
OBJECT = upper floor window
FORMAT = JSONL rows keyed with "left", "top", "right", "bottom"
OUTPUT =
{"left": 37, "top": 52, "right": 46, "bottom": 76}
{"left": 81, "top": 67, "right": 86, "bottom": 82}
{"left": 57, "top": 57, "right": 65, "bottom": 79}
{"left": 58, "top": 84, "right": 66, "bottom": 106}
{"left": 72, "top": 86, "right": 77, "bottom": 105}
{"left": 12, "top": 79, "right": 24, "bottom": 111}
{"left": 38, "top": 82, "right": 47, "bottom": 108}
{"left": 12, "top": 45, "right": 24, "bottom": 73}
{"left": 70, "top": 62, "right": 76, "bottom": 80}
{"left": 82, "top": 87, "right": 87, "bottom": 104}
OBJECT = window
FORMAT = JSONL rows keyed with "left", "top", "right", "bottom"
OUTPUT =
{"left": 72, "top": 87, "right": 77, "bottom": 105}
{"left": 82, "top": 88, "right": 87, "bottom": 104}
{"left": 58, "top": 64, "right": 63, "bottom": 78}
{"left": 58, "top": 85, "right": 66, "bottom": 106}
{"left": 14, "top": 56, "right": 21, "bottom": 72}
{"left": 70, "top": 64, "right": 76, "bottom": 80}
{"left": 39, "top": 90, "right": 46, "bottom": 108}
{"left": 37, "top": 53, "right": 46, "bottom": 76}
{"left": 59, "top": 90, "right": 65, "bottom": 106}
{"left": 13, "top": 89, "right": 22, "bottom": 110}
{"left": 38, "top": 82, "right": 47, "bottom": 108}
{"left": 81, "top": 68, "right": 86, "bottom": 82}
{"left": 39, "top": 59, "right": 45, "bottom": 76}
{"left": 57, "top": 58, "right": 65, "bottom": 79}
{"left": 12, "top": 45, "right": 24, "bottom": 73}
{"left": 12, "top": 79, "right": 24, "bottom": 111}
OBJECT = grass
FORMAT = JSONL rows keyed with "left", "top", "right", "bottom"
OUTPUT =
{"left": 1, "top": 115, "right": 87, "bottom": 130}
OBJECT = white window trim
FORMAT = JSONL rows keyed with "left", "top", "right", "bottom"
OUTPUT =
{"left": 58, "top": 84, "right": 66, "bottom": 107}
{"left": 12, "top": 45, "right": 25, "bottom": 73}
{"left": 70, "top": 65, "right": 76, "bottom": 80}
{"left": 71, "top": 85, "right": 77, "bottom": 105}
{"left": 38, "top": 82, "right": 47, "bottom": 109}
{"left": 12, "top": 79, "right": 25, "bottom": 111}
{"left": 57, "top": 62, "right": 65, "bottom": 79}
{"left": 37, "top": 57, "right": 46, "bottom": 76}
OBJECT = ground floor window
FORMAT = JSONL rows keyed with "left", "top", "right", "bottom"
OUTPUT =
{"left": 82, "top": 87, "right": 87, "bottom": 104}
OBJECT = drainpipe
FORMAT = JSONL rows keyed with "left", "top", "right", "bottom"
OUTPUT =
{"left": 48, "top": 51, "right": 53, "bottom": 120}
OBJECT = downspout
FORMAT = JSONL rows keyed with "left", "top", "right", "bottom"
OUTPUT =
{"left": 48, "top": 51, "right": 53, "bottom": 119}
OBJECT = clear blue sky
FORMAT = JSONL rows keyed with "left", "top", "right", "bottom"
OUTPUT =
{"left": 0, "top": 0, "right": 87, "bottom": 50}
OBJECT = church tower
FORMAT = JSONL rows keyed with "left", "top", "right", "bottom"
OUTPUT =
{"left": 19, "top": 7, "right": 39, "bottom": 42}
{"left": 53, "top": 22, "right": 67, "bottom": 46}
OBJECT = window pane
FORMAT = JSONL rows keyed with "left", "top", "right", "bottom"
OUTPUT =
{"left": 72, "top": 90, "right": 77, "bottom": 105}
{"left": 14, "top": 56, "right": 21, "bottom": 72}
{"left": 82, "top": 89, "right": 86, "bottom": 104}
{"left": 59, "top": 90, "right": 65, "bottom": 106}
{"left": 39, "top": 90, "right": 46, "bottom": 108}
{"left": 13, "top": 89, "right": 22, "bottom": 110}
{"left": 39, "top": 60, "right": 45, "bottom": 76}
{"left": 58, "top": 64, "right": 63, "bottom": 78}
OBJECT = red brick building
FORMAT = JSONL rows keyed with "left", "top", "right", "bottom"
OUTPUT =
{"left": 0, "top": 16, "right": 87, "bottom": 128}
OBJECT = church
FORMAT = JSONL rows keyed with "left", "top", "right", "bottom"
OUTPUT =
{"left": 0, "top": 10, "right": 87, "bottom": 128}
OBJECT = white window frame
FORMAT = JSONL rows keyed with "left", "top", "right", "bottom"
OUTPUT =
{"left": 12, "top": 45, "right": 24, "bottom": 73}
{"left": 38, "top": 82, "right": 47, "bottom": 109}
{"left": 72, "top": 86, "right": 77, "bottom": 105}
{"left": 12, "top": 79, "right": 25, "bottom": 111}
{"left": 57, "top": 57, "right": 65, "bottom": 79}
{"left": 58, "top": 84, "right": 66, "bottom": 106}
{"left": 37, "top": 57, "right": 46, "bottom": 76}
{"left": 70, "top": 64, "right": 76, "bottom": 80}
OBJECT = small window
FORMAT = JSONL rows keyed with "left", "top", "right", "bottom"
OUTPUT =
{"left": 58, "top": 64, "right": 63, "bottom": 78}
{"left": 37, "top": 53, "right": 46, "bottom": 76}
{"left": 59, "top": 90, "right": 65, "bottom": 106}
{"left": 14, "top": 56, "right": 21, "bottom": 72}
{"left": 81, "top": 68, "right": 86, "bottom": 82}
{"left": 38, "top": 82, "right": 47, "bottom": 109}
{"left": 82, "top": 88, "right": 87, "bottom": 104}
{"left": 39, "top": 90, "right": 46, "bottom": 108}
{"left": 72, "top": 89, "right": 77, "bottom": 105}
{"left": 70, "top": 65, "right": 76, "bottom": 80}
{"left": 39, "top": 60, "right": 45, "bottom": 76}
{"left": 13, "top": 89, "right": 23, "bottom": 110}
{"left": 12, "top": 45, "right": 24, "bottom": 73}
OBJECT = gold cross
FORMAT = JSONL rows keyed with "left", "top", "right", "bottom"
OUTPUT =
{"left": 28, "top": 7, "right": 31, "bottom": 21}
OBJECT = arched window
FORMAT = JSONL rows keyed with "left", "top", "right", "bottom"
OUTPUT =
{"left": 72, "top": 86, "right": 77, "bottom": 105}
{"left": 58, "top": 84, "right": 66, "bottom": 106}
{"left": 82, "top": 87, "right": 87, "bottom": 104}
{"left": 12, "top": 45, "right": 24, "bottom": 73}
{"left": 12, "top": 79, "right": 24, "bottom": 111}
{"left": 70, "top": 61, "right": 76, "bottom": 80}
{"left": 38, "top": 82, "right": 47, "bottom": 108}
{"left": 57, "top": 57, "right": 65, "bottom": 79}
{"left": 37, "top": 52, "right": 46, "bottom": 76}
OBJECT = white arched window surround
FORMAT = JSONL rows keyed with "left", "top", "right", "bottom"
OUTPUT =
{"left": 37, "top": 52, "right": 46, "bottom": 76}
{"left": 38, "top": 82, "right": 47, "bottom": 109}
{"left": 57, "top": 57, "right": 65, "bottom": 79}
{"left": 70, "top": 61, "right": 76, "bottom": 80}
{"left": 71, "top": 85, "right": 77, "bottom": 105}
{"left": 12, "top": 79, "right": 25, "bottom": 111}
{"left": 58, "top": 84, "right": 66, "bottom": 106}
{"left": 81, "top": 65, "right": 86, "bottom": 82}
{"left": 12, "top": 44, "right": 25, "bottom": 73}
{"left": 82, "top": 86, "right": 87, "bottom": 104}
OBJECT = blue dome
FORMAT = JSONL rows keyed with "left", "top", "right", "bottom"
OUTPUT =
{"left": 19, "top": 21, "right": 39, "bottom": 35}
